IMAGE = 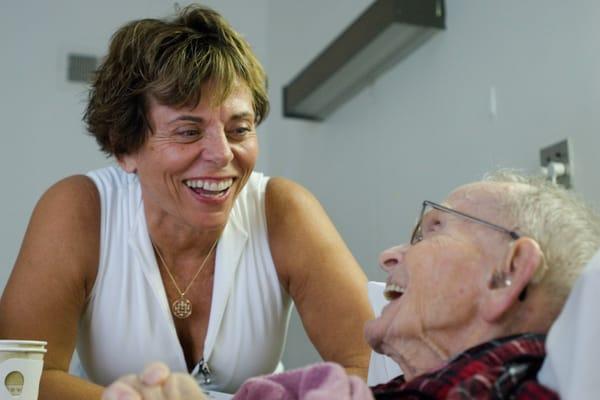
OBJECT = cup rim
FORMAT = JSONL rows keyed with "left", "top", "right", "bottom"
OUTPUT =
{"left": 0, "top": 347, "right": 47, "bottom": 353}
{"left": 0, "top": 340, "right": 47, "bottom": 347}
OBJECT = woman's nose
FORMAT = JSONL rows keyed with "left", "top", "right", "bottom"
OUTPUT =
{"left": 202, "top": 130, "right": 234, "bottom": 167}
{"left": 378, "top": 244, "right": 408, "bottom": 273}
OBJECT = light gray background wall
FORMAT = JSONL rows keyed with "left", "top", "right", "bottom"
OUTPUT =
{"left": 2, "top": 0, "right": 600, "bottom": 371}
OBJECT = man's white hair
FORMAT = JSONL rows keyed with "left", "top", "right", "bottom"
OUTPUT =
{"left": 484, "top": 169, "right": 600, "bottom": 312}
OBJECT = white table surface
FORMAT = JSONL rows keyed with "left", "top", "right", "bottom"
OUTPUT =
{"left": 205, "top": 390, "right": 233, "bottom": 400}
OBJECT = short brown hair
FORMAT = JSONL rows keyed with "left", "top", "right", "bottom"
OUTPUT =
{"left": 85, "top": 5, "right": 269, "bottom": 157}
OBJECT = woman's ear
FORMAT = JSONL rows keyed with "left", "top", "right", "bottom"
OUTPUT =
{"left": 117, "top": 153, "right": 137, "bottom": 173}
{"left": 481, "top": 237, "right": 543, "bottom": 322}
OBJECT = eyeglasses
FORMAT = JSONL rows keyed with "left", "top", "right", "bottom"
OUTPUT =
{"left": 410, "top": 200, "right": 520, "bottom": 245}
{"left": 410, "top": 201, "right": 527, "bottom": 301}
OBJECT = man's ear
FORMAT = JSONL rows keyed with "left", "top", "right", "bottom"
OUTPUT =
{"left": 481, "top": 237, "right": 543, "bottom": 322}
{"left": 117, "top": 153, "right": 137, "bottom": 173}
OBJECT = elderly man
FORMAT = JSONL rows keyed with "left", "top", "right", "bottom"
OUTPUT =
{"left": 102, "top": 171, "right": 600, "bottom": 400}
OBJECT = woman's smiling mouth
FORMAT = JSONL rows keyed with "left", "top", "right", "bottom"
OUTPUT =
{"left": 184, "top": 177, "right": 234, "bottom": 198}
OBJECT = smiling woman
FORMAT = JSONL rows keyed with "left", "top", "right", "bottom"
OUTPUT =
{"left": 0, "top": 5, "right": 373, "bottom": 399}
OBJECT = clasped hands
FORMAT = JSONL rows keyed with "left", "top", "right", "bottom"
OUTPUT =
{"left": 102, "top": 362, "right": 206, "bottom": 400}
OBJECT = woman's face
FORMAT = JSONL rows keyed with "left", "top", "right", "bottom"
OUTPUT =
{"left": 119, "top": 81, "right": 258, "bottom": 232}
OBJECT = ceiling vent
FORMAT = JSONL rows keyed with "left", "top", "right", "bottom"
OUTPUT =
{"left": 67, "top": 53, "right": 98, "bottom": 83}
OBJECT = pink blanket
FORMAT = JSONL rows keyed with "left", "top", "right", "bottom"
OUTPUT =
{"left": 232, "top": 362, "right": 374, "bottom": 400}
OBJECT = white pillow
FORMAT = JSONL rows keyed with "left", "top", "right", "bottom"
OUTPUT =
{"left": 366, "top": 281, "right": 403, "bottom": 386}
{"left": 538, "top": 248, "right": 600, "bottom": 399}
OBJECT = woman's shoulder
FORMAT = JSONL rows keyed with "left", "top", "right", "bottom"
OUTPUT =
{"left": 21, "top": 174, "right": 102, "bottom": 295}
{"left": 263, "top": 177, "right": 331, "bottom": 278}
{"left": 32, "top": 175, "right": 101, "bottom": 250}
{"left": 265, "top": 177, "right": 319, "bottom": 219}
{"left": 39, "top": 174, "right": 100, "bottom": 213}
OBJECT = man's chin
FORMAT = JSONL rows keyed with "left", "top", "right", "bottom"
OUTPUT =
{"left": 364, "top": 318, "right": 386, "bottom": 354}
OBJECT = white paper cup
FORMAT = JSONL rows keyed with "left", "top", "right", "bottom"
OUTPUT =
{"left": 0, "top": 340, "right": 47, "bottom": 400}
{"left": 0, "top": 341, "right": 46, "bottom": 350}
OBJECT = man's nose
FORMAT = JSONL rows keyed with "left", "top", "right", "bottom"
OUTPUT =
{"left": 202, "top": 130, "right": 234, "bottom": 167}
{"left": 378, "top": 244, "right": 408, "bottom": 274}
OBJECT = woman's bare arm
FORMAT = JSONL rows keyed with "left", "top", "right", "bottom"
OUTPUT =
{"left": 266, "top": 178, "right": 374, "bottom": 379}
{"left": 0, "top": 175, "right": 104, "bottom": 399}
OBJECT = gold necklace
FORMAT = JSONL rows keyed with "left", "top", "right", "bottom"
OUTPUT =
{"left": 152, "top": 239, "right": 218, "bottom": 319}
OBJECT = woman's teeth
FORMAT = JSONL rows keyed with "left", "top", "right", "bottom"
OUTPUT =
{"left": 185, "top": 178, "right": 233, "bottom": 192}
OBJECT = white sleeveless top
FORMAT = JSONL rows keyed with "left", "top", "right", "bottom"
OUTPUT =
{"left": 77, "top": 166, "right": 292, "bottom": 393}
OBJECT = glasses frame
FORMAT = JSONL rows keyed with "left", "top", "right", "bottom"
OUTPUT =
{"left": 411, "top": 200, "right": 520, "bottom": 245}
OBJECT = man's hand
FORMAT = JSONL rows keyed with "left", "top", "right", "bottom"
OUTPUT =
{"left": 102, "top": 362, "right": 207, "bottom": 400}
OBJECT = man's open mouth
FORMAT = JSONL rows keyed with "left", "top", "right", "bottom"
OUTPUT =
{"left": 384, "top": 283, "right": 405, "bottom": 301}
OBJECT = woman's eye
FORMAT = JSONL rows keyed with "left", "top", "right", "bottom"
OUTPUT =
{"left": 228, "top": 126, "right": 252, "bottom": 139}
{"left": 180, "top": 130, "right": 200, "bottom": 137}
{"left": 174, "top": 129, "right": 201, "bottom": 143}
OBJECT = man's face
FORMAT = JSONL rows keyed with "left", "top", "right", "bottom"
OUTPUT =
{"left": 365, "top": 183, "right": 511, "bottom": 374}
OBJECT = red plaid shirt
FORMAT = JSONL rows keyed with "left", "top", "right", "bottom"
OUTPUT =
{"left": 370, "top": 333, "right": 559, "bottom": 399}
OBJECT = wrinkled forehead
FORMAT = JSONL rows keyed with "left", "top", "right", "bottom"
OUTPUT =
{"left": 444, "top": 182, "right": 508, "bottom": 222}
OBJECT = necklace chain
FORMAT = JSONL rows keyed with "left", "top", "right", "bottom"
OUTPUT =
{"left": 152, "top": 239, "right": 218, "bottom": 319}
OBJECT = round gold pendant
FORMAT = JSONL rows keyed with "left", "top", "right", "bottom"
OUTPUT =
{"left": 172, "top": 297, "right": 192, "bottom": 319}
